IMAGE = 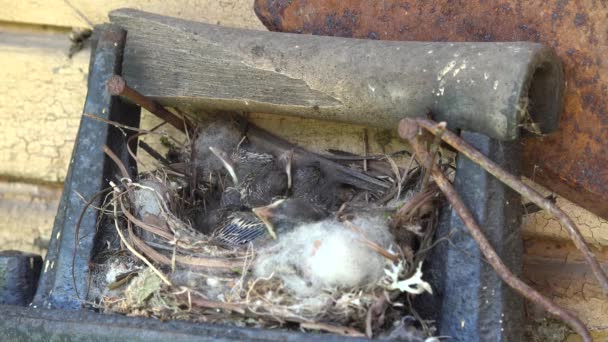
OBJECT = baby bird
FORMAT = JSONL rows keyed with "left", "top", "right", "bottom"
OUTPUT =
{"left": 211, "top": 198, "right": 328, "bottom": 246}
{"left": 252, "top": 197, "right": 329, "bottom": 240}
{"left": 289, "top": 160, "right": 354, "bottom": 212}
{"left": 192, "top": 119, "right": 244, "bottom": 183}
{"left": 211, "top": 209, "right": 268, "bottom": 246}
{"left": 209, "top": 146, "right": 290, "bottom": 207}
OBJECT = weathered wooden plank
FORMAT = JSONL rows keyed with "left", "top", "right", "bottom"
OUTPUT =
{"left": 110, "top": 9, "right": 564, "bottom": 141}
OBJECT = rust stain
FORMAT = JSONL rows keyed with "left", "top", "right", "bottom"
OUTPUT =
{"left": 254, "top": 0, "right": 608, "bottom": 219}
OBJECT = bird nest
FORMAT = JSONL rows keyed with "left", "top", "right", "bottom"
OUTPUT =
{"left": 87, "top": 113, "right": 444, "bottom": 339}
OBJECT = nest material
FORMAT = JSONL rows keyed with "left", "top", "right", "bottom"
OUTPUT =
{"left": 91, "top": 117, "right": 442, "bottom": 338}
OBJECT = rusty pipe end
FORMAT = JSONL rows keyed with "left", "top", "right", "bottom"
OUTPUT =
{"left": 107, "top": 75, "right": 126, "bottom": 95}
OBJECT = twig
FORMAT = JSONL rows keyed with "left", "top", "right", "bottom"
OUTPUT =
{"left": 359, "top": 239, "right": 400, "bottom": 262}
{"left": 111, "top": 188, "right": 172, "bottom": 286}
{"left": 102, "top": 145, "right": 131, "bottom": 179}
{"left": 524, "top": 194, "right": 557, "bottom": 215}
{"left": 125, "top": 216, "right": 242, "bottom": 270}
{"left": 188, "top": 294, "right": 246, "bottom": 315}
{"left": 125, "top": 216, "right": 174, "bottom": 268}
{"left": 365, "top": 292, "right": 394, "bottom": 338}
{"left": 72, "top": 187, "right": 112, "bottom": 300}
{"left": 393, "top": 185, "right": 438, "bottom": 226}
{"left": 106, "top": 75, "right": 192, "bottom": 133}
{"left": 83, "top": 113, "right": 167, "bottom": 136}
{"left": 300, "top": 322, "right": 365, "bottom": 337}
{"left": 325, "top": 149, "right": 411, "bottom": 161}
{"left": 398, "top": 118, "right": 591, "bottom": 342}
{"left": 384, "top": 155, "right": 403, "bottom": 200}
{"left": 413, "top": 117, "right": 608, "bottom": 294}
{"left": 343, "top": 220, "right": 400, "bottom": 262}
{"left": 175, "top": 254, "right": 244, "bottom": 270}
{"left": 139, "top": 140, "right": 172, "bottom": 166}
{"left": 118, "top": 197, "right": 174, "bottom": 240}
{"left": 421, "top": 121, "right": 446, "bottom": 190}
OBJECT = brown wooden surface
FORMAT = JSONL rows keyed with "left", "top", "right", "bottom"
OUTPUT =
{"left": 253, "top": 0, "right": 608, "bottom": 220}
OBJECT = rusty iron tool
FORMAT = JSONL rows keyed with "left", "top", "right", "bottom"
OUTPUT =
{"left": 109, "top": 9, "right": 563, "bottom": 142}
{"left": 253, "top": 0, "right": 608, "bottom": 219}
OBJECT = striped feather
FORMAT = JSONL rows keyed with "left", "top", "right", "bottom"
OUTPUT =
{"left": 212, "top": 211, "right": 267, "bottom": 245}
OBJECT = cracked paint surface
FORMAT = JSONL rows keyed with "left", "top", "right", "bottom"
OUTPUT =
{"left": 0, "top": 33, "right": 88, "bottom": 182}
{"left": 523, "top": 180, "right": 608, "bottom": 246}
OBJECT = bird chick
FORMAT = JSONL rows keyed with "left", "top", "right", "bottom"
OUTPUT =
{"left": 252, "top": 197, "right": 329, "bottom": 239}
{"left": 209, "top": 146, "right": 289, "bottom": 207}
{"left": 210, "top": 198, "right": 327, "bottom": 247}
{"left": 192, "top": 119, "right": 244, "bottom": 183}
{"left": 210, "top": 209, "right": 268, "bottom": 246}
{"left": 289, "top": 160, "right": 351, "bottom": 211}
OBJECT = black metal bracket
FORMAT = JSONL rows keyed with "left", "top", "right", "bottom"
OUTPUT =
{"left": 423, "top": 131, "right": 524, "bottom": 341}
{"left": 32, "top": 24, "right": 141, "bottom": 310}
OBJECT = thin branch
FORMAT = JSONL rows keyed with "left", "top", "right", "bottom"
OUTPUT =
{"left": 384, "top": 155, "right": 403, "bottom": 200}
{"left": 300, "top": 322, "right": 365, "bottom": 337}
{"left": 84, "top": 113, "right": 167, "bottom": 136}
{"left": 398, "top": 118, "right": 591, "bottom": 342}
{"left": 118, "top": 197, "right": 174, "bottom": 240}
{"left": 188, "top": 293, "right": 246, "bottom": 315}
{"left": 363, "top": 128, "right": 369, "bottom": 202}
{"left": 102, "top": 145, "right": 130, "bottom": 179}
{"left": 139, "top": 140, "right": 172, "bottom": 166}
{"left": 421, "top": 121, "right": 446, "bottom": 190}
{"left": 112, "top": 189, "right": 172, "bottom": 286}
{"left": 413, "top": 117, "right": 608, "bottom": 294}
{"left": 343, "top": 220, "right": 400, "bottom": 262}
{"left": 393, "top": 185, "right": 438, "bottom": 226}
{"left": 72, "top": 187, "right": 112, "bottom": 301}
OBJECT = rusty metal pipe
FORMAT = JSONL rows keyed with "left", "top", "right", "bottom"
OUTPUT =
{"left": 110, "top": 9, "right": 564, "bottom": 141}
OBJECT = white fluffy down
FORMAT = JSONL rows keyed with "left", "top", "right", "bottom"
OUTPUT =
{"left": 254, "top": 215, "right": 395, "bottom": 297}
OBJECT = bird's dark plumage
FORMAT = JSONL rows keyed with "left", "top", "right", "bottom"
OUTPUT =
{"left": 211, "top": 198, "right": 329, "bottom": 246}
{"left": 290, "top": 161, "right": 349, "bottom": 211}
{"left": 210, "top": 146, "right": 289, "bottom": 208}
{"left": 193, "top": 119, "right": 244, "bottom": 183}
{"left": 211, "top": 210, "right": 267, "bottom": 246}
{"left": 252, "top": 198, "right": 329, "bottom": 239}
{"left": 219, "top": 187, "right": 243, "bottom": 208}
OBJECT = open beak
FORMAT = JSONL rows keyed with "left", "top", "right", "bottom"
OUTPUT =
{"left": 209, "top": 146, "right": 238, "bottom": 184}
{"left": 252, "top": 204, "right": 279, "bottom": 240}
